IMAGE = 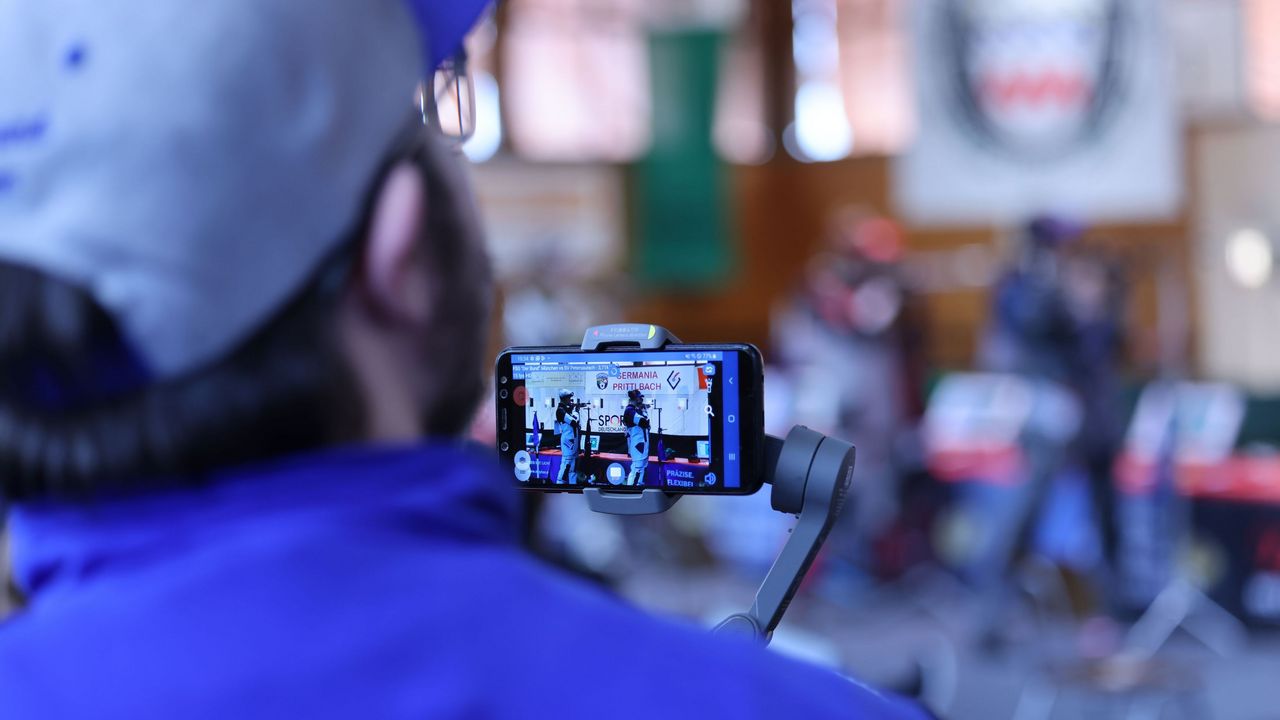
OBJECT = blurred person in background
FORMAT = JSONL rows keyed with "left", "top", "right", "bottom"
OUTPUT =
{"left": 499, "top": 249, "right": 626, "bottom": 350}
{"left": 973, "top": 216, "right": 1127, "bottom": 647}
{"left": 978, "top": 217, "right": 1085, "bottom": 384}
{"left": 773, "top": 209, "right": 922, "bottom": 584}
{"left": 0, "top": 1, "right": 928, "bottom": 718}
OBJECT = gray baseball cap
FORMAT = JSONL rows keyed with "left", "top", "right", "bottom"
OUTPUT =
{"left": 0, "top": 0, "right": 485, "bottom": 380}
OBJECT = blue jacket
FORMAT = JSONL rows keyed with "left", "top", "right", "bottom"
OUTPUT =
{"left": 0, "top": 442, "right": 927, "bottom": 719}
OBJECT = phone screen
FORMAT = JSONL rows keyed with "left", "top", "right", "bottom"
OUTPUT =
{"left": 496, "top": 346, "right": 761, "bottom": 494}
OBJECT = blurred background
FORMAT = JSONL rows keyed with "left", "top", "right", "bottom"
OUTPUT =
{"left": 1, "top": 0, "right": 1276, "bottom": 718}
{"left": 464, "top": 0, "right": 1280, "bottom": 717}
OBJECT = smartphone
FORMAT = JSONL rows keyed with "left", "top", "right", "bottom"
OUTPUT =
{"left": 494, "top": 344, "right": 765, "bottom": 495}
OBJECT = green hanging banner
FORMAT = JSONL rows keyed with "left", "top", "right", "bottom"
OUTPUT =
{"left": 633, "top": 28, "right": 735, "bottom": 289}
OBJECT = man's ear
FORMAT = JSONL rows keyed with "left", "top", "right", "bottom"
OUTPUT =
{"left": 359, "top": 161, "right": 430, "bottom": 325}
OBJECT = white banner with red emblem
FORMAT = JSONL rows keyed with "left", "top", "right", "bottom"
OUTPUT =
{"left": 893, "top": 0, "right": 1182, "bottom": 225}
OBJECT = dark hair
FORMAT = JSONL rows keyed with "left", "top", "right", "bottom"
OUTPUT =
{"left": 0, "top": 128, "right": 492, "bottom": 502}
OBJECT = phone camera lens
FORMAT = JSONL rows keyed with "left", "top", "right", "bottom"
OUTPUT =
{"left": 499, "top": 389, "right": 510, "bottom": 400}
{"left": 500, "top": 376, "right": 508, "bottom": 385}
{"left": 500, "top": 442, "right": 510, "bottom": 452}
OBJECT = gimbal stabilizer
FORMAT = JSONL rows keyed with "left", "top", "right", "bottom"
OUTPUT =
{"left": 577, "top": 324, "right": 855, "bottom": 644}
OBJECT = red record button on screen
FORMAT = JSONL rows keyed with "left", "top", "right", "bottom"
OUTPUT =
{"left": 512, "top": 386, "right": 528, "bottom": 406}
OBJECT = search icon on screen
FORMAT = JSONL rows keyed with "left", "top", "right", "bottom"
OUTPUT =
{"left": 704, "top": 405, "right": 715, "bottom": 418}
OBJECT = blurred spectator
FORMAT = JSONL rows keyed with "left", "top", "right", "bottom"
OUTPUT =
{"left": 773, "top": 208, "right": 924, "bottom": 577}
{"left": 973, "top": 216, "right": 1127, "bottom": 646}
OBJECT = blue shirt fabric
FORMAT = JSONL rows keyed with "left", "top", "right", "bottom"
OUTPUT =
{"left": 0, "top": 442, "right": 927, "bottom": 719}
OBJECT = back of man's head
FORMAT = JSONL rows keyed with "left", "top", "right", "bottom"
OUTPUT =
{"left": 0, "top": 0, "right": 494, "bottom": 501}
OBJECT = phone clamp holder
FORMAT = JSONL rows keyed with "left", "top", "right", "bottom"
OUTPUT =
{"left": 580, "top": 323, "right": 686, "bottom": 516}
{"left": 576, "top": 324, "right": 856, "bottom": 644}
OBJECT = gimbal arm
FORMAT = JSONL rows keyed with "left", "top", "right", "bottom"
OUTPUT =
{"left": 714, "top": 426, "right": 855, "bottom": 642}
